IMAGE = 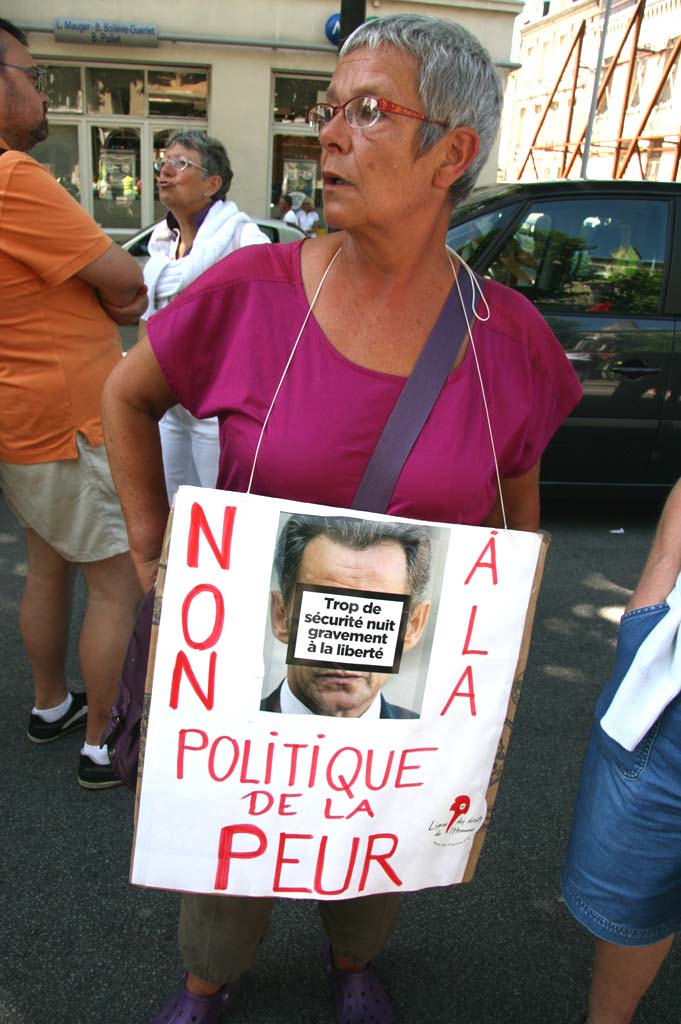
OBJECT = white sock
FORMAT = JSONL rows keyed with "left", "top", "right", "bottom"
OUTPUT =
{"left": 32, "top": 691, "right": 72, "bottom": 723}
{"left": 81, "top": 741, "right": 110, "bottom": 766}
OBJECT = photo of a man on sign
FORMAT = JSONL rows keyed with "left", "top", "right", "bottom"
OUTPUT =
{"left": 262, "top": 515, "right": 440, "bottom": 719}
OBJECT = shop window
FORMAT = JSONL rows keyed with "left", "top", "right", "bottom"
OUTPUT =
{"left": 148, "top": 70, "right": 208, "bottom": 118}
{"left": 271, "top": 133, "right": 324, "bottom": 220}
{"left": 271, "top": 74, "right": 331, "bottom": 226}
{"left": 86, "top": 67, "right": 145, "bottom": 115}
{"left": 31, "top": 124, "right": 81, "bottom": 201}
{"left": 91, "top": 126, "right": 142, "bottom": 231}
{"left": 43, "top": 66, "right": 82, "bottom": 113}
{"left": 274, "top": 75, "right": 329, "bottom": 123}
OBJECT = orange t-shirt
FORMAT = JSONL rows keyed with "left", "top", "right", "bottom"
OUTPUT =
{"left": 0, "top": 139, "right": 122, "bottom": 464}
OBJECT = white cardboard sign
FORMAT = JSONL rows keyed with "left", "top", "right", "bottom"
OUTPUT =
{"left": 131, "top": 487, "right": 546, "bottom": 900}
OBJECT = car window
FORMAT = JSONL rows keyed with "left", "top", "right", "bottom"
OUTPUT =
{"left": 258, "top": 223, "right": 278, "bottom": 243}
{"left": 446, "top": 205, "right": 519, "bottom": 264}
{"left": 487, "top": 198, "right": 668, "bottom": 315}
{"left": 126, "top": 234, "right": 150, "bottom": 258}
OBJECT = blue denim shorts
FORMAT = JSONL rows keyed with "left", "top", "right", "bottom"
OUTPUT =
{"left": 561, "top": 601, "right": 681, "bottom": 946}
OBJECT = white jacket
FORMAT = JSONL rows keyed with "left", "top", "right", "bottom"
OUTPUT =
{"left": 143, "top": 199, "right": 269, "bottom": 317}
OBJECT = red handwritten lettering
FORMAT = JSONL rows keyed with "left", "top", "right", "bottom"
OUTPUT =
{"left": 239, "top": 739, "right": 259, "bottom": 784}
{"left": 181, "top": 584, "right": 224, "bottom": 650}
{"left": 187, "top": 502, "right": 236, "bottom": 570}
{"left": 242, "top": 790, "right": 274, "bottom": 816}
{"left": 169, "top": 650, "right": 217, "bottom": 710}
{"left": 464, "top": 531, "right": 499, "bottom": 586}
{"left": 264, "top": 732, "right": 279, "bottom": 785}
{"left": 365, "top": 749, "right": 395, "bottom": 790}
{"left": 177, "top": 728, "right": 208, "bottom": 779}
{"left": 273, "top": 834, "right": 313, "bottom": 894}
{"left": 394, "top": 748, "right": 438, "bottom": 788}
{"left": 347, "top": 799, "right": 374, "bottom": 819}
{"left": 462, "top": 605, "right": 488, "bottom": 656}
{"left": 307, "top": 734, "right": 326, "bottom": 787}
{"left": 323, "top": 798, "right": 344, "bottom": 820}
{"left": 440, "top": 665, "right": 477, "bottom": 717}
{"left": 214, "top": 825, "right": 267, "bottom": 890}
{"left": 358, "top": 834, "right": 402, "bottom": 890}
{"left": 283, "top": 743, "right": 308, "bottom": 787}
{"left": 314, "top": 836, "right": 360, "bottom": 896}
{"left": 208, "top": 735, "right": 240, "bottom": 782}
{"left": 326, "top": 747, "right": 362, "bottom": 797}
{"left": 278, "top": 793, "right": 302, "bottom": 816}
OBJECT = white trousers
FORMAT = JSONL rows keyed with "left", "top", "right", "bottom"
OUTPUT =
{"left": 159, "top": 404, "right": 219, "bottom": 502}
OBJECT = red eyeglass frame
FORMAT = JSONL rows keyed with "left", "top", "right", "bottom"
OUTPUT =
{"left": 307, "top": 95, "right": 447, "bottom": 129}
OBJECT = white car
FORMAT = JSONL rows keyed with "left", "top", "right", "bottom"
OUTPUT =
{"left": 122, "top": 216, "right": 304, "bottom": 267}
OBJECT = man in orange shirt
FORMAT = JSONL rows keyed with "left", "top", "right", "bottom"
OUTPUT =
{"left": 0, "top": 19, "right": 147, "bottom": 788}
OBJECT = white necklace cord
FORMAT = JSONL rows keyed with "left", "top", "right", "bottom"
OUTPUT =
{"left": 448, "top": 249, "right": 509, "bottom": 533}
{"left": 246, "top": 245, "right": 343, "bottom": 495}
{"left": 247, "top": 242, "right": 507, "bottom": 532}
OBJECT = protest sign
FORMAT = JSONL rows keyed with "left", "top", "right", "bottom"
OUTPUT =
{"left": 131, "top": 487, "right": 548, "bottom": 900}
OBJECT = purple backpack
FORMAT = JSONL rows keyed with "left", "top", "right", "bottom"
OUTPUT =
{"left": 102, "top": 587, "right": 156, "bottom": 791}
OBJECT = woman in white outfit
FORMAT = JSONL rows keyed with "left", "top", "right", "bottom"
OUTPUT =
{"left": 296, "top": 196, "right": 320, "bottom": 237}
{"left": 141, "top": 130, "right": 269, "bottom": 500}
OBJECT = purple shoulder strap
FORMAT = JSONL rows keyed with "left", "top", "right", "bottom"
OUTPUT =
{"left": 351, "top": 267, "right": 483, "bottom": 515}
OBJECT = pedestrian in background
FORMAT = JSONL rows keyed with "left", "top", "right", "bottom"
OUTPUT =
{"left": 0, "top": 18, "right": 145, "bottom": 789}
{"left": 562, "top": 477, "right": 681, "bottom": 1024}
{"left": 278, "top": 192, "right": 299, "bottom": 227}
{"left": 297, "top": 195, "right": 319, "bottom": 236}
{"left": 141, "top": 129, "right": 269, "bottom": 501}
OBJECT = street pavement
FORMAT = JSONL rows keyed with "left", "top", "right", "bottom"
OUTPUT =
{"left": 1, "top": 490, "right": 679, "bottom": 1023}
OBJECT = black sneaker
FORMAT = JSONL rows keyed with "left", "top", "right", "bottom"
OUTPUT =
{"left": 27, "top": 690, "right": 88, "bottom": 744}
{"left": 78, "top": 754, "right": 122, "bottom": 790}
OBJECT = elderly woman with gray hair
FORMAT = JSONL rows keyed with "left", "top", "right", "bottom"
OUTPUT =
{"left": 104, "top": 15, "right": 581, "bottom": 1024}
{"left": 142, "top": 130, "right": 269, "bottom": 499}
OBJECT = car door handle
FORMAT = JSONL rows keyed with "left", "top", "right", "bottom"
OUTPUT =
{"left": 609, "top": 361, "right": 661, "bottom": 377}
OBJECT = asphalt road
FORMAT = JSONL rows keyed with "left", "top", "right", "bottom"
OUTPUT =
{"left": 1, "top": 490, "right": 678, "bottom": 1024}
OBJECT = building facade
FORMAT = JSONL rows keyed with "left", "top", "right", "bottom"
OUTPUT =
{"left": 501, "top": 0, "right": 680, "bottom": 182}
{"left": 7, "top": 0, "right": 522, "bottom": 238}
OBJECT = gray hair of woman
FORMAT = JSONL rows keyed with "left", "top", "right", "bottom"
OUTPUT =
{"left": 340, "top": 14, "right": 503, "bottom": 206}
{"left": 165, "top": 129, "right": 234, "bottom": 201}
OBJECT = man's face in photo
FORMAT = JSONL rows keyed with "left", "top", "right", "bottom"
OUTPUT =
{"left": 270, "top": 535, "right": 430, "bottom": 718}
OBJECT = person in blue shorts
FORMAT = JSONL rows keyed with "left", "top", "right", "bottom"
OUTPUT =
{"left": 562, "top": 478, "right": 681, "bottom": 1023}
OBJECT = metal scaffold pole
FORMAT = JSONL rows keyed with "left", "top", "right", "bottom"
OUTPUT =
{"left": 581, "top": 0, "right": 614, "bottom": 177}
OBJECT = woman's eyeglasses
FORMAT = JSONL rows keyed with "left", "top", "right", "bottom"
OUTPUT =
{"left": 306, "top": 95, "right": 447, "bottom": 133}
{"left": 153, "top": 157, "right": 207, "bottom": 175}
{"left": 1, "top": 63, "right": 46, "bottom": 93}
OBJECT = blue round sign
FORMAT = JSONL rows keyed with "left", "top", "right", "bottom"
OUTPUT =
{"left": 325, "top": 13, "right": 341, "bottom": 46}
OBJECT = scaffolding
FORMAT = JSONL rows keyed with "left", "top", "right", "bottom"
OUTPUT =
{"left": 515, "top": 0, "right": 680, "bottom": 180}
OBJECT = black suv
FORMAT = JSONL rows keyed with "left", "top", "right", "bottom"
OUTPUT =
{"left": 447, "top": 179, "right": 681, "bottom": 490}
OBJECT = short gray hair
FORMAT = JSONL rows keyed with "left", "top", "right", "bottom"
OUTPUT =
{"left": 340, "top": 14, "right": 503, "bottom": 205}
{"left": 165, "top": 129, "right": 233, "bottom": 201}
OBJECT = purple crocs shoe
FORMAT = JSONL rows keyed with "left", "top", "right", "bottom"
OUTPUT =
{"left": 325, "top": 946, "right": 396, "bottom": 1024}
{"left": 149, "top": 972, "right": 240, "bottom": 1024}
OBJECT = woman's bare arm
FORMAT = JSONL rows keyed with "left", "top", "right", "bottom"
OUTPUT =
{"left": 102, "top": 334, "right": 176, "bottom": 590}
{"left": 483, "top": 462, "right": 541, "bottom": 533}
{"left": 627, "top": 480, "right": 681, "bottom": 611}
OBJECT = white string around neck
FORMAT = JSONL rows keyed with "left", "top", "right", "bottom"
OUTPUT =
{"left": 448, "top": 248, "right": 509, "bottom": 532}
{"left": 247, "top": 242, "right": 508, "bottom": 533}
{"left": 246, "top": 245, "right": 342, "bottom": 495}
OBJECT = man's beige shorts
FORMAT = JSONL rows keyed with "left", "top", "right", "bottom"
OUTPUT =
{"left": 0, "top": 434, "right": 130, "bottom": 563}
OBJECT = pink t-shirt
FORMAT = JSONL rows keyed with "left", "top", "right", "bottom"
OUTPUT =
{"left": 148, "top": 241, "right": 581, "bottom": 526}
